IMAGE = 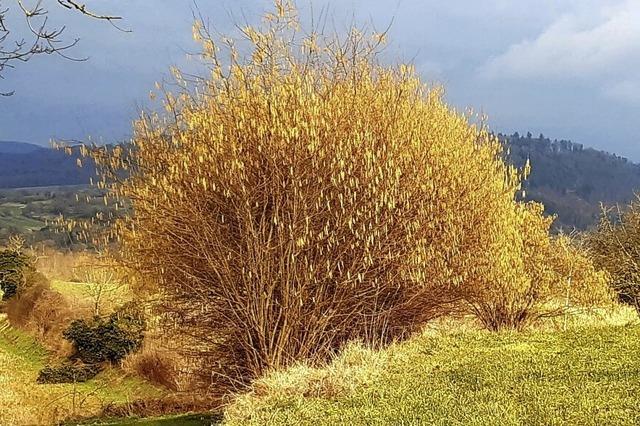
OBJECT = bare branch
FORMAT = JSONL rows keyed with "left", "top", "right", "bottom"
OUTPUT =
{"left": 56, "top": 0, "right": 121, "bottom": 21}
{"left": 0, "top": 0, "right": 127, "bottom": 95}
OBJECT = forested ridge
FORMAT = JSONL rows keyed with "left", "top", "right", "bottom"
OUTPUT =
{"left": 504, "top": 132, "right": 640, "bottom": 230}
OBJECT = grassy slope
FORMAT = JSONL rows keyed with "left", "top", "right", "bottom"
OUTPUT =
{"left": 51, "top": 280, "right": 131, "bottom": 309}
{"left": 10, "top": 257, "right": 640, "bottom": 425}
{"left": 0, "top": 277, "right": 216, "bottom": 425}
{"left": 0, "top": 317, "right": 166, "bottom": 425}
{"left": 226, "top": 317, "right": 640, "bottom": 425}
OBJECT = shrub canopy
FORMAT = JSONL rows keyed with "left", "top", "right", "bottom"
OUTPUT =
{"left": 37, "top": 363, "right": 101, "bottom": 384}
{"left": 83, "top": 1, "right": 611, "bottom": 384}
{"left": 464, "top": 203, "right": 611, "bottom": 330}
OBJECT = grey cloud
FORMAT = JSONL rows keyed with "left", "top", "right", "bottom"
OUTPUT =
{"left": 0, "top": 0, "right": 638, "bottom": 159}
{"left": 481, "top": 1, "right": 640, "bottom": 101}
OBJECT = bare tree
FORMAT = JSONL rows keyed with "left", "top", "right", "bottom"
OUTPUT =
{"left": 0, "top": 0, "right": 124, "bottom": 95}
{"left": 73, "top": 256, "right": 126, "bottom": 316}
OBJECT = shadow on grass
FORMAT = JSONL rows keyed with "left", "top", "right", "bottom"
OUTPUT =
{"left": 67, "top": 412, "right": 222, "bottom": 426}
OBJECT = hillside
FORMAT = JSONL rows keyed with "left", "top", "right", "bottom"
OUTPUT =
{"left": 0, "top": 316, "right": 167, "bottom": 425}
{"left": 0, "top": 141, "right": 94, "bottom": 189}
{"left": 504, "top": 133, "right": 640, "bottom": 230}
{"left": 0, "top": 141, "right": 44, "bottom": 154}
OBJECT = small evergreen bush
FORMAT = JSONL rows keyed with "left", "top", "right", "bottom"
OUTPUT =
{"left": 63, "top": 302, "right": 146, "bottom": 364}
{"left": 37, "top": 363, "right": 101, "bottom": 384}
{"left": 0, "top": 249, "right": 34, "bottom": 301}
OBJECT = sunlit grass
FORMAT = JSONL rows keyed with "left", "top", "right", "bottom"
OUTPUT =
{"left": 225, "top": 308, "right": 640, "bottom": 426}
{"left": 52, "top": 280, "right": 129, "bottom": 301}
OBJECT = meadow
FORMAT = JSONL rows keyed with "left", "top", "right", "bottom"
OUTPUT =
{"left": 2, "top": 295, "right": 639, "bottom": 425}
{"left": 2, "top": 2, "right": 640, "bottom": 425}
{"left": 226, "top": 312, "right": 640, "bottom": 426}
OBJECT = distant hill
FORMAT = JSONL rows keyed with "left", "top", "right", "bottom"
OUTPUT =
{"left": 2, "top": 137, "right": 639, "bottom": 230}
{"left": 503, "top": 132, "right": 640, "bottom": 230}
{"left": 0, "top": 141, "right": 94, "bottom": 189}
{"left": 0, "top": 141, "right": 46, "bottom": 154}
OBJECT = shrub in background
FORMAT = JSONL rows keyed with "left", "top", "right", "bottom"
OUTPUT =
{"left": 545, "top": 235, "right": 614, "bottom": 309}
{"left": 63, "top": 302, "right": 145, "bottom": 364}
{"left": 462, "top": 203, "right": 612, "bottom": 330}
{"left": 5, "top": 269, "right": 51, "bottom": 326}
{"left": 1, "top": 245, "right": 87, "bottom": 356}
{"left": 122, "top": 344, "right": 181, "bottom": 391}
{"left": 3, "top": 259, "right": 82, "bottom": 352}
{"left": 586, "top": 200, "right": 640, "bottom": 315}
{"left": 35, "top": 302, "right": 145, "bottom": 384}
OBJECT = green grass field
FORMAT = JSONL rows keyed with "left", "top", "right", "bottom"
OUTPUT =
{"left": 51, "top": 280, "right": 131, "bottom": 308}
{"left": 225, "top": 313, "right": 640, "bottom": 425}
{"left": 0, "top": 201, "right": 46, "bottom": 231}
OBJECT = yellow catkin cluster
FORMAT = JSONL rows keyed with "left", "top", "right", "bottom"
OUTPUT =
{"left": 83, "top": 1, "right": 610, "bottom": 383}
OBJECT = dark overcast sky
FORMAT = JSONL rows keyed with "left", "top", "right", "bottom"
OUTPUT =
{"left": 1, "top": 1, "right": 638, "bottom": 159}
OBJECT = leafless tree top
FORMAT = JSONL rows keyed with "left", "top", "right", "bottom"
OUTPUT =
{"left": 0, "top": 0, "right": 125, "bottom": 96}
